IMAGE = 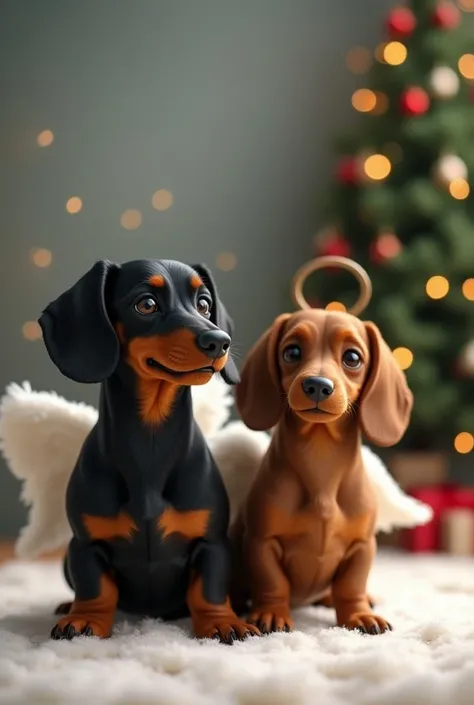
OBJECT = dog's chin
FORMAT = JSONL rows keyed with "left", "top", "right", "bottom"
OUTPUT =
{"left": 292, "top": 407, "right": 346, "bottom": 424}
{"left": 137, "top": 357, "right": 216, "bottom": 385}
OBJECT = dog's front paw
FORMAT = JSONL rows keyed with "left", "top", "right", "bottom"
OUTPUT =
{"left": 50, "top": 613, "right": 113, "bottom": 639}
{"left": 193, "top": 616, "right": 260, "bottom": 644}
{"left": 248, "top": 604, "right": 294, "bottom": 634}
{"left": 340, "top": 612, "right": 392, "bottom": 635}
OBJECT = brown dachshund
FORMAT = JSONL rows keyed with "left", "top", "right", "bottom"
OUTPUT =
{"left": 232, "top": 308, "right": 413, "bottom": 635}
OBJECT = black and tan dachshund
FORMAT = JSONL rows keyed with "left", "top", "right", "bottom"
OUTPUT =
{"left": 39, "top": 258, "right": 259, "bottom": 644}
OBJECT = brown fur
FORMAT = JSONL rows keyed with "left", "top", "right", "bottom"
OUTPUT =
{"left": 149, "top": 274, "right": 165, "bottom": 288}
{"left": 82, "top": 513, "right": 137, "bottom": 541}
{"left": 53, "top": 573, "right": 118, "bottom": 638}
{"left": 157, "top": 508, "right": 210, "bottom": 541}
{"left": 187, "top": 574, "right": 260, "bottom": 641}
{"left": 233, "top": 309, "right": 413, "bottom": 634}
{"left": 190, "top": 274, "right": 203, "bottom": 289}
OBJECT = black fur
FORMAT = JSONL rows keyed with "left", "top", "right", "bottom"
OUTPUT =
{"left": 39, "top": 259, "right": 242, "bottom": 638}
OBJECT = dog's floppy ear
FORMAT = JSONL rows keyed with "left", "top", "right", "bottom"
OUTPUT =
{"left": 236, "top": 314, "right": 291, "bottom": 431}
{"left": 359, "top": 321, "right": 413, "bottom": 447}
{"left": 191, "top": 263, "right": 240, "bottom": 385}
{"left": 39, "top": 260, "right": 121, "bottom": 384}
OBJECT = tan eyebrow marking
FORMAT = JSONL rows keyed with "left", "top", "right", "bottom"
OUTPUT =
{"left": 149, "top": 274, "right": 165, "bottom": 288}
{"left": 190, "top": 274, "right": 203, "bottom": 289}
{"left": 283, "top": 322, "right": 314, "bottom": 346}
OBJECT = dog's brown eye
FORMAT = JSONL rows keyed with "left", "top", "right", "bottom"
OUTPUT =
{"left": 342, "top": 349, "right": 362, "bottom": 369}
{"left": 135, "top": 296, "right": 158, "bottom": 315}
{"left": 197, "top": 297, "right": 211, "bottom": 318}
{"left": 283, "top": 345, "right": 302, "bottom": 363}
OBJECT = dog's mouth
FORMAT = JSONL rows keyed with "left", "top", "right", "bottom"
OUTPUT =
{"left": 146, "top": 357, "right": 215, "bottom": 377}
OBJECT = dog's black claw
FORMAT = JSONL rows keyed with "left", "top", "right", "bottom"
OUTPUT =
{"left": 240, "top": 630, "right": 250, "bottom": 641}
{"left": 260, "top": 624, "right": 268, "bottom": 635}
{"left": 50, "top": 625, "right": 63, "bottom": 640}
{"left": 387, "top": 623, "right": 393, "bottom": 632}
{"left": 283, "top": 625, "right": 291, "bottom": 633}
{"left": 83, "top": 626, "right": 93, "bottom": 637}
{"left": 66, "top": 624, "right": 77, "bottom": 640}
{"left": 211, "top": 632, "right": 220, "bottom": 641}
{"left": 225, "top": 630, "right": 237, "bottom": 645}
{"left": 369, "top": 625, "right": 381, "bottom": 635}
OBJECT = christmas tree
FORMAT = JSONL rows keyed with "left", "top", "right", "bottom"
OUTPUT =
{"left": 310, "top": 1, "right": 474, "bottom": 452}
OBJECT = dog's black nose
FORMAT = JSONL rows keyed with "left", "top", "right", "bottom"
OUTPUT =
{"left": 196, "top": 330, "right": 231, "bottom": 359}
{"left": 302, "top": 376, "right": 334, "bottom": 403}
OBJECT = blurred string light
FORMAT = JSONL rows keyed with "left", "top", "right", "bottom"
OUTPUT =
{"left": 372, "top": 92, "right": 389, "bottom": 115}
{"left": 458, "top": 54, "right": 474, "bottom": 79}
{"left": 426, "top": 275, "right": 449, "bottom": 299}
{"left": 37, "top": 130, "right": 54, "bottom": 147}
{"left": 392, "top": 347, "right": 413, "bottom": 370}
{"left": 346, "top": 46, "right": 372, "bottom": 74}
{"left": 462, "top": 278, "right": 474, "bottom": 300}
{"left": 454, "top": 432, "right": 474, "bottom": 453}
{"left": 66, "top": 197, "right": 82, "bottom": 214}
{"left": 352, "top": 89, "right": 377, "bottom": 112}
{"left": 325, "top": 301, "right": 346, "bottom": 312}
{"left": 30, "top": 248, "right": 52, "bottom": 268}
{"left": 216, "top": 251, "right": 237, "bottom": 271}
{"left": 363, "top": 154, "right": 391, "bottom": 180}
{"left": 152, "top": 189, "right": 173, "bottom": 211}
{"left": 449, "top": 177, "right": 470, "bottom": 199}
{"left": 457, "top": 0, "right": 474, "bottom": 11}
{"left": 376, "top": 41, "right": 408, "bottom": 66}
{"left": 22, "top": 321, "right": 42, "bottom": 341}
{"left": 121, "top": 209, "right": 142, "bottom": 230}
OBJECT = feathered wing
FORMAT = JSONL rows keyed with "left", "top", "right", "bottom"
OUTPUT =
{"left": 362, "top": 445, "right": 433, "bottom": 532}
{"left": 0, "top": 379, "right": 433, "bottom": 560}
{"left": 0, "top": 383, "right": 98, "bottom": 558}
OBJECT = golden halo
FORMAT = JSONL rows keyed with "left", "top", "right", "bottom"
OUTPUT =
{"left": 291, "top": 255, "right": 372, "bottom": 317}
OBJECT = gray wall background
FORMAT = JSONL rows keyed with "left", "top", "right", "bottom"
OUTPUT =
{"left": 1, "top": 0, "right": 394, "bottom": 537}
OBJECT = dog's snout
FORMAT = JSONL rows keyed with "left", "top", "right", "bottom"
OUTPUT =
{"left": 196, "top": 330, "right": 231, "bottom": 359}
{"left": 302, "top": 376, "right": 335, "bottom": 403}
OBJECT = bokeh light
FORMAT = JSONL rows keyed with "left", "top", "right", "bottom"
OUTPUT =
{"left": 426, "top": 275, "right": 450, "bottom": 299}
{"left": 215, "top": 252, "right": 237, "bottom": 271}
{"left": 363, "top": 154, "right": 392, "bottom": 180}
{"left": 120, "top": 209, "right": 142, "bottom": 230}
{"left": 449, "top": 178, "right": 470, "bottom": 199}
{"left": 392, "top": 347, "right": 414, "bottom": 370}
{"left": 37, "top": 130, "right": 54, "bottom": 147}
{"left": 454, "top": 432, "right": 474, "bottom": 454}
{"left": 151, "top": 189, "right": 174, "bottom": 211}
{"left": 325, "top": 301, "right": 346, "bottom": 312}
{"left": 346, "top": 46, "right": 372, "bottom": 74}
{"left": 462, "top": 278, "right": 474, "bottom": 300}
{"left": 458, "top": 54, "right": 474, "bottom": 79}
{"left": 22, "top": 321, "right": 42, "bottom": 341}
{"left": 457, "top": 0, "right": 474, "bottom": 11}
{"left": 383, "top": 42, "right": 408, "bottom": 66}
{"left": 66, "top": 197, "right": 83, "bottom": 214}
{"left": 352, "top": 89, "right": 377, "bottom": 112}
{"left": 372, "top": 92, "right": 389, "bottom": 116}
{"left": 30, "top": 248, "right": 52, "bottom": 268}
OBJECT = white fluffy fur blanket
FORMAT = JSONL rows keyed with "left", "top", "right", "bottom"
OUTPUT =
{"left": 0, "top": 377, "right": 432, "bottom": 559}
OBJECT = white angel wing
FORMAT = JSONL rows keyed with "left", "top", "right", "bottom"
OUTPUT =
{"left": 362, "top": 445, "right": 433, "bottom": 532}
{"left": 0, "top": 382, "right": 98, "bottom": 558}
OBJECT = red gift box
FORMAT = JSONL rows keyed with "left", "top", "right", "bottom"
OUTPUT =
{"left": 400, "top": 485, "right": 474, "bottom": 553}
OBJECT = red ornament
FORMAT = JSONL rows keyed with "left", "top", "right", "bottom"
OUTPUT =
{"left": 318, "top": 235, "right": 352, "bottom": 259}
{"left": 400, "top": 87, "right": 430, "bottom": 116}
{"left": 386, "top": 7, "right": 417, "bottom": 38}
{"left": 370, "top": 233, "right": 402, "bottom": 264}
{"left": 335, "top": 157, "right": 358, "bottom": 185}
{"left": 432, "top": 3, "right": 460, "bottom": 29}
